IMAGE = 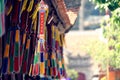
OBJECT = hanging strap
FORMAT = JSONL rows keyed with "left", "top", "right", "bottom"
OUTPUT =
{"left": 28, "top": 17, "right": 38, "bottom": 76}
{"left": 14, "top": 27, "right": 20, "bottom": 73}
{"left": 10, "top": 0, "right": 22, "bottom": 73}
{"left": 9, "top": 30, "right": 15, "bottom": 73}
{"left": 19, "top": 6, "right": 28, "bottom": 73}
{"left": 39, "top": 0, "right": 49, "bottom": 76}
{"left": 27, "top": 1, "right": 39, "bottom": 76}
{"left": 32, "top": 45, "right": 39, "bottom": 76}
{"left": 2, "top": 31, "right": 10, "bottom": 74}
{"left": 51, "top": 25, "right": 57, "bottom": 77}
{"left": 55, "top": 28, "right": 64, "bottom": 78}
{"left": 21, "top": 36, "right": 31, "bottom": 74}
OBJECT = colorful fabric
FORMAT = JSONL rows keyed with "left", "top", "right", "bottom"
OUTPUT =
{"left": 14, "top": 29, "right": 20, "bottom": 73}
{"left": 0, "top": 0, "right": 5, "bottom": 37}
{"left": 1, "top": 0, "right": 66, "bottom": 79}
{"left": 21, "top": 37, "right": 30, "bottom": 74}
{"left": 2, "top": 31, "right": 10, "bottom": 74}
{"left": 9, "top": 31, "right": 15, "bottom": 73}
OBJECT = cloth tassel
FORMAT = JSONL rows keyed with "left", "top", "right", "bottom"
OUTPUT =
{"left": 52, "top": 59, "right": 57, "bottom": 76}
{"left": 51, "top": 53, "right": 57, "bottom": 77}
{"left": 2, "top": 32, "right": 10, "bottom": 74}
{"left": 32, "top": 50, "right": 39, "bottom": 76}
{"left": 20, "top": 33, "right": 26, "bottom": 67}
{"left": 21, "top": 37, "right": 30, "bottom": 74}
{"left": 9, "top": 31, "right": 15, "bottom": 72}
{"left": 14, "top": 29, "right": 20, "bottom": 73}
{"left": 40, "top": 52, "right": 45, "bottom": 75}
{"left": 20, "top": 10, "right": 28, "bottom": 67}
{"left": 28, "top": 33, "right": 36, "bottom": 75}
{"left": 40, "top": 62, "right": 45, "bottom": 75}
{"left": 52, "top": 25, "right": 58, "bottom": 77}
{"left": 34, "top": 63, "right": 39, "bottom": 76}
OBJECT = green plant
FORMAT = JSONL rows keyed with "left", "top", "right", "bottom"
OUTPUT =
{"left": 86, "top": 40, "right": 113, "bottom": 70}
{"left": 66, "top": 68, "right": 78, "bottom": 80}
{"left": 90, "top": 0, "right": 120, "bottom": 69}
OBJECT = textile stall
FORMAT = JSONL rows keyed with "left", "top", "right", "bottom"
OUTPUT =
{"left": 0, "top": 0, "right": 72, "bottom": 80}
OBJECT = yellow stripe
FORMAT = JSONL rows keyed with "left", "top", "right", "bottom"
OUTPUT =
{"left": 4, "top": 44, "right": 10, "bottom": 57}
{"left": 56, "top": 29, "right": 62, "bottom": 46}
{"left": 32, "top": 17, "right": 37, "bottom": 31}
{"left": 59, "top": 35, "right": 62, "bottom": 47}
{"left": 40, "top": 62, "right": 45, "bottom": 74}
{"left": 23, "top": 33, "right": 26, "bottom": 44}
{"left": 52, "top": 25, "right": 55, "bottom": 39}
{"left": 26, "top": 39, "right": 30, "bottom": 49}
{"left": 55, "top": 28, "right": 59, "bottom": 41}
{"left": 27, "top": 0, "right": 34, "bottom": 12}
{"left": 55, "top": 28, "right": 62, "bottom": 46}
{"left": 6, "top": 5, "right": 12, "bottom": 15}
{"left": 59, "top": 61, "right": 62, "bottom": 68}
{"left": 52, "top": 53, "right": 55, "bottom": 59}
{"left": 45, "top": 6, "right": 49, "bottom": 20}
{"left": 20, "top": 0, "right": 28, "bottom": 14}
{"left": 50, "top": 67, "right": 53, "bottom": 75}
{"left": 37, "top": 41, "right": 40, "bottom": 53}
{"left": 30, "top": 3, "right": 39, "bottom": 20}
{"left": 29, "top": 64, "right": 32, "bottom": 76}
{"left": 15, "top": 30, "right": 20, "bottom": 42}
{"left": 62, "top": 58, "right": 64, "bottom": 65}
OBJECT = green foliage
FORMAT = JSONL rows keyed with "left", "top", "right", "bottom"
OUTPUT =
{"left": 66, "top": 69, "right": 78, "bottom": 80}
{"left": 90, "top": 0, "right": 120, "bottom": 11}
{"left": 90, "top": 0, "right": 120, "bottom": 69}
{"left": 86, "top": 40, "right": 113, "bottom": 70}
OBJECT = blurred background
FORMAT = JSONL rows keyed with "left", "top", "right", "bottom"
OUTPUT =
{"left": 63, "top": 0, "right": 108, "bottom": 80}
